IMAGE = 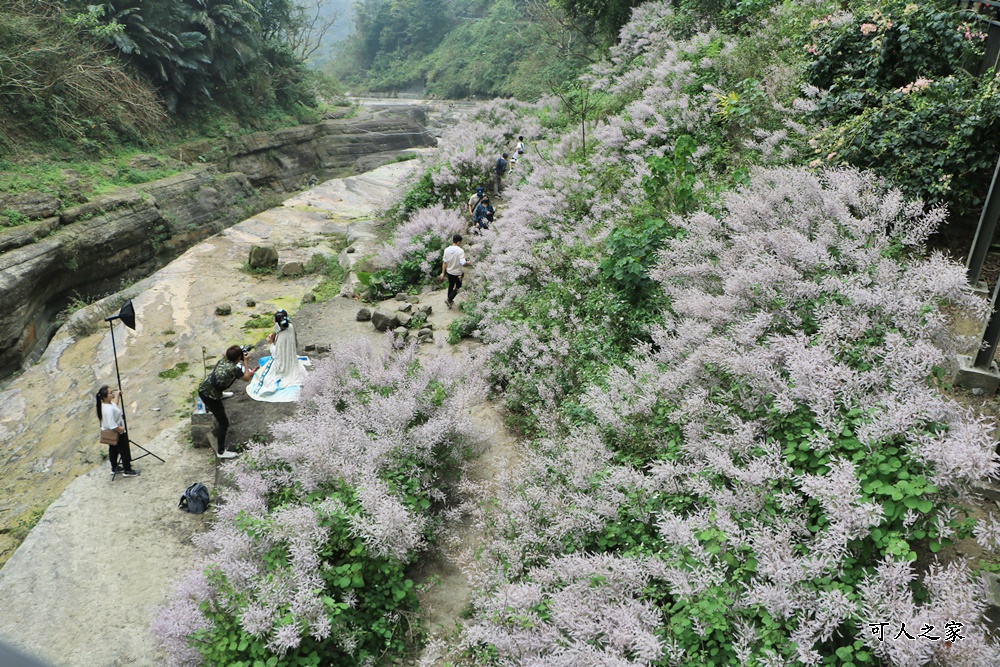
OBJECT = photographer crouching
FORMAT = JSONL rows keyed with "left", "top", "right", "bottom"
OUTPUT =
{"left": 198, "top": 345, "right": 258, "bottom": 459}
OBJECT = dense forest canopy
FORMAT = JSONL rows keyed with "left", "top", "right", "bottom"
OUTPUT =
{"left": 324, "top": 0, "right": 617, "bottom": 99}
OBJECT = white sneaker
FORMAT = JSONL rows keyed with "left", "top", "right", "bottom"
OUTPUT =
{"left": 216, "top": 450, "right": 238, "bottom": 459}
{"left": 221, "top": 391, "right": 234, "bottom": 399}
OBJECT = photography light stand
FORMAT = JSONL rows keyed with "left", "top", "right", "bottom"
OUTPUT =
{"left": 104, "top": 300, "right": 165, "bottom": 480}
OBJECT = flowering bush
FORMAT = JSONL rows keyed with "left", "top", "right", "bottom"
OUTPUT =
{"left": 370, "top": 204, "right": 470, "bottom": 295}
{"left": 153, "top": 339, "right": 485, "bottom": 666}
{"left": 462, "top": 167, "right": 1000, "bottom": 666}
{"left": 807, "top": 1, "right": 983, "bottom": 114}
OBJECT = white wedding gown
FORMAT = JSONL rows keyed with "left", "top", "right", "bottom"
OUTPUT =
{"left": 246, "top": 323, "right": 309, "bottom": 402}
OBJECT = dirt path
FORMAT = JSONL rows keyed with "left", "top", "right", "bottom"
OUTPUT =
{"left": 412, "top": 400, "right": 523, "bottom": 667}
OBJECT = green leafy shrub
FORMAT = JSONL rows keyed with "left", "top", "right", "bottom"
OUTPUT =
{"left": 813, "top": 74, "right": 1000, "bottom": 217}
{"left": 807, "top": 0, "right": 983, "bottom": 122}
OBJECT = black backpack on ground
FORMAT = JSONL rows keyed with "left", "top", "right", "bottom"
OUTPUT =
{"left": 179, "top": 482, "right": 210, "bottom": 514}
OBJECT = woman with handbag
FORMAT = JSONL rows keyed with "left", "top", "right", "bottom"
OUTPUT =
{"left": 96, "top": 385, "right": 139, "bottom": 477}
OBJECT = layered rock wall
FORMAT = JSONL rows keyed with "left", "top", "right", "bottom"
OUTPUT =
{"left": 0, "top": 106, "right": 436, "bottom": 377}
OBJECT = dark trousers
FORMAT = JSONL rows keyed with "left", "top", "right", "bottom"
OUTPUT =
{"left": 109, "top": 432, "right": 133, "bottom": 472}
{"left": 200, "top": 392, "right": 228, "bottom": 454}
{"left": 447, "top": 273, "right": 463, "bottom": 303}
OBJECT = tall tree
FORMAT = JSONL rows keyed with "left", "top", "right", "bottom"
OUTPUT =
{"left": 551, "top": 0, "right": 644, "bottom": 41}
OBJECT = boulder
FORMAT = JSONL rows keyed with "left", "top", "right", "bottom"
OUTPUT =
{"left": 407, "top": 296, "right": 420, "bottom": 304}
{"left": 346, "top": 246, "right": 356, "bottom": 254}
{"left": 396, "top": 312, "right": 412, "bottom": 327}
{"left": 395, "top": 293, "right": 408, "bottom": 301}
{"left": 397, "top": 303, "right": 413, "bottom": 313}
{"left": 371, "top": 311, "right": 399, "bottom": 332}
{"left": 248, "top": 245, "right": 279, "bottom": 270}
{"left": 418, "top": 328, "right": 432, "bottom": 337}
{"left": 301, "top": 292, "right": 316, "bottom": 303}
{"left": 281, "top": 261, "right": 304, "bottom": 277}
{"left": 128, "top": 154, "right": 164, "bottom": 170}
{"left": 304, "top": 343, "right": 316, "bottom": 351}
{"left": 245, "top": 298, "right": 256, "bottom": 307}
{"left": 356, "top": 308, "right": 372, "bottom": 322}
{"left": 316, "top": 344, "right": 331, "bottom": 353}
{"left": 1, "top": 191, "right": 60, "bottom": 221}
{"left": 417, "top": 305, "right": 432, "bottom": 316}
{"left": 392, "top": 326, "right": 409, "bottom": 339}
{"left": 215, "top": 304, "right": 232, "bottom": 316}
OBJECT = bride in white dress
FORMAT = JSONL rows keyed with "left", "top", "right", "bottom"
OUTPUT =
{"left": 246, "top": 310, "right": 309, "bottom": 402}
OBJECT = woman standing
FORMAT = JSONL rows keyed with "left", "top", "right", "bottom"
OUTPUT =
{"left": 96, "top": 385, "right": 140, "bottom": 477}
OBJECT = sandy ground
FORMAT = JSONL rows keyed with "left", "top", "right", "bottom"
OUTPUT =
{"left": 0, "top": 422, "right": 211, "bottom": 667}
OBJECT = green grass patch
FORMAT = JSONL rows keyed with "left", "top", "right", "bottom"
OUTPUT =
{"left": 0, "top": 209, "right": 31, "bottom": 227}
{"left": 239, "top": 262, "right": 277, "bottom": 277}
{"left": 158, "top": 362, "right": 190, "bottom": 379}
{"left": 242, "top": 314, "right": 274, "bottom": 329}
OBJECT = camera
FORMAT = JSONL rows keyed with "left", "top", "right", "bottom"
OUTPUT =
{"left": 240, "top": 344, "right": 253, "bottom": 358}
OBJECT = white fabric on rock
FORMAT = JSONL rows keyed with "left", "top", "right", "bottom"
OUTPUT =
{"left": 246, "top": 323, "right": 309, "bottom": 402}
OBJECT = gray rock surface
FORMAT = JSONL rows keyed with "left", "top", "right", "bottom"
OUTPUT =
{"left": 356, "top": 308, "right": 372, "bottom": 322}
{"left": 0, "top": 422, "right": 213, "bottom": 667}
{"left": 0, "top": 106, "right": 436, "bottom": 378}
{"left": 371, "top": 310, "right": 399, "bottom": 332}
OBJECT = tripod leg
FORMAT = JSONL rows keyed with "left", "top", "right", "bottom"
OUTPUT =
{"left": 128, "top": 439, "right": 166, "bottom": 463}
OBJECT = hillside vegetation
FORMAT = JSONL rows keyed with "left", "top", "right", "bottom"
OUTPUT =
{"left": 326, "top": 0, "right": 629, "bottom": 100}
{"left": 154, "top": 1, "right": 1000, "bottom": 666}
{"left": 0, "top": 0, "right": 340, "bottom": 162}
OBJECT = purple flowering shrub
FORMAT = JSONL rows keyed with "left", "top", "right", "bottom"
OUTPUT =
{"left": 461, "top": 168, "right": 1000, "bottom": 666}
{"left": 397, "top": 99, "right": 546, "bottom": 216}
{"left": 368, "top": 204, "right": 470, "bottom": 295}
{"left": 153, "top": 339, "right": 485, "bottom": 666}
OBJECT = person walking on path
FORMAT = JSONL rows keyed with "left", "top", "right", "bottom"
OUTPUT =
{"left": 439, "top": 234, "right": 473, "bottom": 309}
{"left": 198, "top": 345, "right": 257, "bottom": 459}
{"left": 468, "top": 186, "right": 486, "bottom": 221}
{"left": 493, "top": 152, "right": 509, "bottom": 198}
{"left": 96, "top": 385, "right": 140, "bottom": 477}
{"left": 473, "top": 196, "right": 494, "bottom": 234}
{"left": 512, "top": 136, "right": 525, "bottom": 171}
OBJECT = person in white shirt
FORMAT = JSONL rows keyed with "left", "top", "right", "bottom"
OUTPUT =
{"left": 439, "top": 234, "right": 473, "bottom": 309}
{"left": 96, "top": 385, "right": 139, "bottom": 477}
